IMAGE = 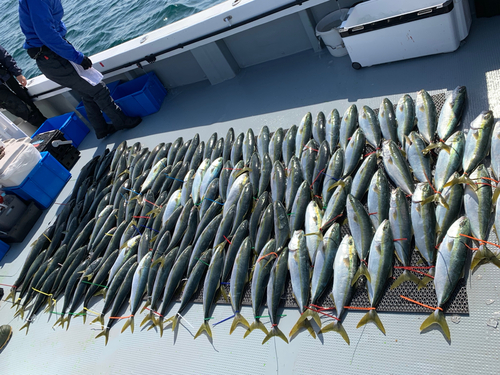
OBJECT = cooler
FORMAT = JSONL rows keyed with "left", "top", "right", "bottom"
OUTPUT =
{"left": 339, "top": 0, "right": 472, "bottom": 69}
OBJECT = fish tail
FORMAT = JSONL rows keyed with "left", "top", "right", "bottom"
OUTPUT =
{"left": 294, "top": 308, "right": 322, "bottom": 329}
{"left": 351, "top": 261, "right": 371, "bottom": 285}
{"left": 422, "top": 142, "right": 443, "bottom": 155}
{"left": 140, "top": 312, "right": 153, "bottom": 327}
{"left": 19, "top": 321, "right": 30, "bottom": 335}
{"left": 91, "top": 314, "right": 104, "bottom": 327}
{"left": 289, "top": 315, "right": 317, "bottom": 339}
{"left": 95, "top": 328, "right": 110, "bottom": 345}
{"left": 5, "top": 288, "right": 16, "bottom": 304}
{"left": 13, "top": 307, "right": 24, "bottom": 320}
{"left": 244, "top": 319, "right": 269, "bottom": 338}
{"left": 53, "top": 315, "right": 65, "bottom": 328}
{"left": 194, "top": 321, "right": 213, "bottom": 340}
{"left": 220, "top": 286, "right": 229, "bottom": 303}
{"left": 11, "top": 298, "right": 21, "bottom": 309}
{"left": 470, "top": 245, "right": 495, "bottom": 271}
{"left": 120, "top": 316, "right": 134, "bottom": 334}
{"left": 93, "top": 289, "right": 106, "bottom": 298}
{"left": 390, "top": 270, "right": 422, "bottom": 289}
{"left": 356, "top": 309, "right": 385, "bottom": 335}
{"left": 262, "top": 326, "right": 289, "bottom": 345}
{"left": 420, "top": 308, "right": 450, "bottom": 340}
{"left": 318, "top": 321, "right": 350, "bottom": 345}
{"left": 443, "top": 175, "right": 477, "bottom": 190}
{"left": 229, "top": 313, "right": 250, "bottom": 335}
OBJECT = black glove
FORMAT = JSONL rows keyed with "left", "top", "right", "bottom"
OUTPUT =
{"left": 80, "top": 56, "right": 92, "bottom": 70}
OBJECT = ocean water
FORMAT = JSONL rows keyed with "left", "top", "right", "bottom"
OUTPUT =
{"left": 0, "top": 0, "right": 226, "bottom": 79}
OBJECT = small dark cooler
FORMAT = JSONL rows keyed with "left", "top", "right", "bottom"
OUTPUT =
{"left": 31, "top": 130, "right": 80, "bottom": 170}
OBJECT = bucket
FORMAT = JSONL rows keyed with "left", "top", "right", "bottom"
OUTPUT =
{"left": 315, "top": 9, "right": 349, "bottom": 57}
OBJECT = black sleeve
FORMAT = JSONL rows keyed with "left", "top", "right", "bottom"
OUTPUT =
{"left": 0, "top": 45, "right": 23, "bottom": 77}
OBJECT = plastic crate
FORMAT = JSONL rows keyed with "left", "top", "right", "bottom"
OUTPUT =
{"left": 31, "top": 130, "right": 80, "bottom": 170}
{"left": 3, "top": 152, "right": 71, "bottom": 209}
{"left": 75, "top": 79, "right": 122, "bottom": 123}
{"left": 32, "top": 112, "right": 90, "bottom": 148}
{"left": 0, "top": 240, "right": 10, "bottom": 261}
{"left": 113, "top": 72, "right": 167, "bottom": 117}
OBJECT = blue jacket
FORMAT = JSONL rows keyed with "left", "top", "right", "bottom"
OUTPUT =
{"left": 0, "top": 45, "right": 23, "bottom": 83}
{"left": 19, "top": 0, "right": 84, "bottom": 64}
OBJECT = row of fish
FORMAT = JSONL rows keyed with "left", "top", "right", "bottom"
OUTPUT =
{"left": 6, "top": 85, "right": 498, "bottom": 345}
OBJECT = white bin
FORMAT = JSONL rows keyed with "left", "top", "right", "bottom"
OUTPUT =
{"left": 315, "top": 9, "right": 349, "bottom": 57}
{"left": 339, "top": 0, "right": 471, "bottom": 69}
{"left": 0, "top": 111, "right": 28, "bottom": 140}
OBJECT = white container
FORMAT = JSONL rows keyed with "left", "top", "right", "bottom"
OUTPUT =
{"left": 0, "top": 111, "right": 28, "bottom": 140}
{"left": 0, "top": 138, "right": 41, "bottom": 187}
{"left": 339, "top": 0, "right": 471, "bottom": 69}
{"left": 315, "top": 9, "right": 350, "bottom": 57}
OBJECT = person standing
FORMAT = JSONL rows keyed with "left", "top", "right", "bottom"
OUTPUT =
{"left": 0, "top": 44, "right": 47, "bottom": 127}
{"left": 18, "top": 0, "right": 142, "bottom": 139}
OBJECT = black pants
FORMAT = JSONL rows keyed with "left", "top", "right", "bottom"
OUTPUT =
{"left": 0, "top": 76, "right": 46, "bottom": 127}
{"left": 30, "top": 49, "right": 137, "bottom": 136}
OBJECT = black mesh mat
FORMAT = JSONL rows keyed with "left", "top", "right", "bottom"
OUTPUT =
{"left": 178, "top": 91, "right": 469, "bottom": 315}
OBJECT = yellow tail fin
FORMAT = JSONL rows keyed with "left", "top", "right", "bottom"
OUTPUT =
{"left": 140, "top": 312, "right": 153, "bottom": 327}
{"left": 289, "top": 315, "right": 317, "bottom": 339}
{"left": 194, "top": 321, "right": 213, "bottom": 340}
{"left": 351, "top": 262, "right": 370, "bottom": 285}
{"left": 19, "top": 321, "right": 31, "bottom": 335}
{"left": 390, "top": 270, "right": 423, "bottom": 289}
{"left": 13, "top": 307, "right": 24, "bottom": 320}
{"left": 91, "top": 314, "right": 104, "bottom": 327}
{"left": 470, "top": 245, "right": 497, "bottom": 271}
{"left": 262, "top": 326, "right": 289, "bottom": 345}
{"left": 243, "top": 319, "right": 269, "bottom": 338}
{"left": 95, "top": 328, "right": 110, "bottom": 345}
{"left": 318, "top": 321, "right": 350, "bottom": 345}
{"left": 120, "top": 316, "right": 134, "bottom": 334}
{"left": 5, "top": 289, "right": 16, "bottom": 304}
{"left": 229, "top": 313, "right": 250, "bottom": 335}
{"left": 292, "top": 308, "right": 322, "bottom": 330}
{"left": 420, "top": 309, "right": 450, "bottom": 340}
{"left": 356, "top": 309, "right": 385, "bottom": 335}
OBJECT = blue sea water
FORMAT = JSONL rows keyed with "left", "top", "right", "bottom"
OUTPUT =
{"left": 0, "top": 0, "right": 226, "bottom": 79}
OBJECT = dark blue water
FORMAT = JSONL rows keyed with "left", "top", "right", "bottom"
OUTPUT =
{"left": 0, "top": 0, "right": 226, "bottom": 79}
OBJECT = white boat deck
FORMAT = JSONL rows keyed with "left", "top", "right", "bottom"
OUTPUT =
{"left": 1, "top": 13, "right": 499, "bottom": 375}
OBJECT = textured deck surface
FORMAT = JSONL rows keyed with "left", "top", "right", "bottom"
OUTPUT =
{"left": 1, "top": 14, "right": 500, "bottom": 375}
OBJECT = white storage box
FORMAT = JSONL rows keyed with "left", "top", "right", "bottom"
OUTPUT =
{"left": 0, "top": 111, "right": 28, "bottom": 140}
{"left": 0, "top": 138, "right": 41, "bottom": 187}
{"left": 340, "top": 0, "right": 471, "bottom": 69}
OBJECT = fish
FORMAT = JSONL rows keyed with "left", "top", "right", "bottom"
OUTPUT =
{"left": 356, "top": 220, "right": 394, "bottom": 334}
{"left": 322, "top": 148, "right": 344, "bottom": 206}
{"left": 390, "top": 187, "right": 421, "bottom": 289}
{"left": 282, "top": 125, "right": 297, "bottom": 166}
{"left": 188, "top": 213, "right": 222, "bottom": 275}
{"left": 285, "top": 156, "right": 304, "bottom": 212}
{"left": 165, "top": 249, "right": 213, "bottom": 332}
{"left": 121, "top": 251, "right": 153, "bottom": 333}
{"left": 322, "top": 177, "right": 352, "bottom": 231}
{"left": 249, "top": 153, "right": 261, "bottom": 197}
{"left": 249, "top": 192, "right": 269, "bottom": 245}
{"left": 269, "top": 128, "right": 284, "bottom": 164}
{"left": 254, "top": 203, "right": 274, "bottom": 257}
{"left": 199, "top": 157, "right": 223, "bottom": 200}
{"left": 95, "top": 262, "right": 138, "bottom": 345}
{"left": 464, "top": 165, "right": 494, "bottom": 270}
{"left": 288, "top": 230, "right": 316, "bottom": 339}
{"left": 222, "top": 220, "right": 249, "bottom": 282}
{"left": 295, "top": 112, "right": 312, "bottom": 159}
{"left": 141, "top": 157, "right": 167, "bottom": 193}
{"left": 191, "top": 158, "right": 212, "bottom": 205}
{"left": 415, "top": 89, "right": 437, "bottom": 144}
{"left": 436, "top": 173, "right": 464, "bottom": 245}
{"left": 231, "top": 182, "right": 254, "bottom": 236}
{"left": 313, "top": 112, "right": 326, "bottom": 144}
{"left": 420, "top": 217, "right": 470, "bottom": 340}
{"left": 185, "top": 134, "right": 200, "bottom": 165}
{"left": 378, "top": 98, "right": 398, "bottom": 143}
{"left": 347, "top": 194, "right": 374, "bottom": 284}
{"left": 229, "top": 237, "right": 253, "bottom": 334}
{"left": 312, "top": 141, "right": 330, "bottom": 196}
{"left": 244, "top": 239, "right": 277, "bottom": 338}
{"left": 301, "top": 139, "right": 318, "bottom": 186}
{"left": 257, "top": 126, "right": 270, "bottom": 160}
{"left": 108, "top": 235, "right": 140, "bottom": 286}
{"left": 432, "top": 131, "right": 465, "bottom": 192}
{"left": 462, "top": 110, "right": 494, "bottom": 175}
{"left": 194, "top": 244, "right": 225, "bottom": 340}
{"left": 290, "top": 180, "right": 311, "bottom": 233}
{"left": 218, "top": 161, "right": 232, "bottom": 202}
{"left": 304, "top": 201, "right": 323, "bottom": 264}
{"left": 262, "top": 246, "right": 289, "bottom": 344}
{"left": 350, "top": 153, "right": 377, "bottom": 200}
{"left": 396, "top": 94, "right": 415, "bottom": 147}
{"left": 225, "top": 172, "right": 249, "bottom": 216}
{"left": 358, "top": 105, "right": 381, "bottom": 148}
{"left": 223, "top": 128, "right": 234, "bottom": 164}
{"left": 325, "top": 108, "right": 340, "bottom": 150}
{"left": 319, "top": 234, "right": 358, "bottom": 344}
{"left": 230, "top": 132, "right": 244, "bottom": 165}
{"left": 190, "top": 141, "right": 205, "bottom": 171}
{"left": 274, "top": 201, "right": 290, "bottom": 251}
{"left": 204, "top": 133, "right": 218, "bottom": 160}
{"left": 405, "top": 131, "right": 432, "bottom": 184}
{"left": 270, "top": 160, "right": 286, "bottom": 203}
{"left": 243, "top": 128, "right": 256, "bottom": 165}
{"left": 381, "top": 139, "right": 415, "bottom": 195}
{"left": 436, "top": 86, "right": 467, "bottom": 142}
{"left": 210, "top": 138, "right": 223, "bottom": 162}
{"left": 339, "top": 105, "right": 358, "bottom": 150}
{"left": 343, "top": 128, "right": 365, "bottom": 177}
